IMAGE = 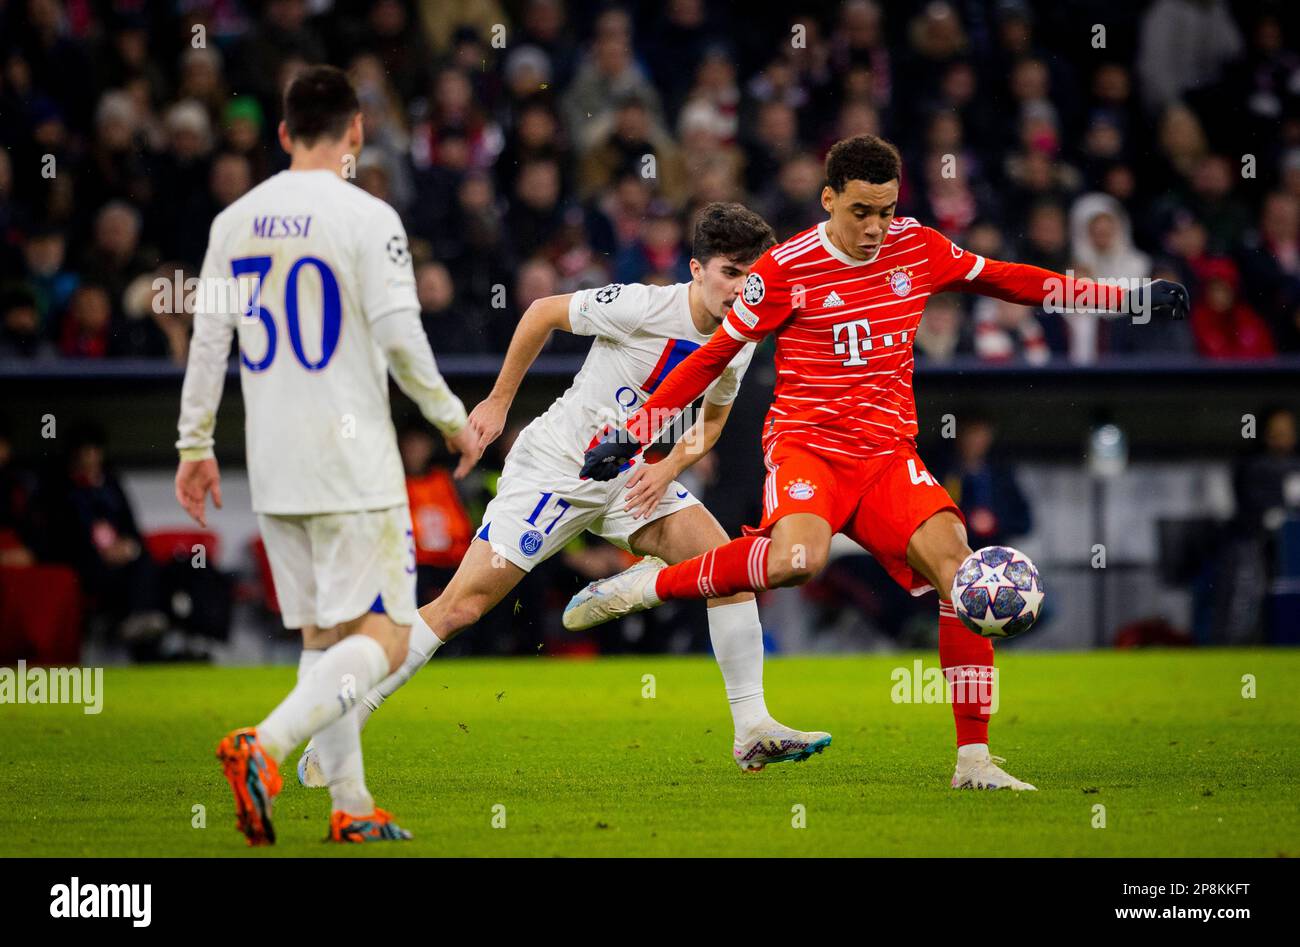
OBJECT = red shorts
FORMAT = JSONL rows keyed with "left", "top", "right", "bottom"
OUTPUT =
{"left": 745, "top": 438, "right": 962, "bottom": 595}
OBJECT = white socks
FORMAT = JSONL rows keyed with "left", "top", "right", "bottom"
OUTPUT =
{"left": 257, "top": 634, "right": 389, "bottom": 762}
{"left": 958, "top": 742, "right": 990, "bottom": 764}
{"left": 355, "top": 611, "right": 444, "bottom": 730}
{"left": 298, "top": 648, "right": 323, "bottom": 680}
{"left": 706, "top": 599, "right": 769, "bottom": 737}
{"left": 300, "top": 644, "right": 374, "bottom": 814}
{"left": 313, "top": 704, "right": 372, "bottom": 815}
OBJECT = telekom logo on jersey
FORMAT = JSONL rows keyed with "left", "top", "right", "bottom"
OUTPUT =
{"left": 831, "top": 318, "right": 910, "bottom": 366}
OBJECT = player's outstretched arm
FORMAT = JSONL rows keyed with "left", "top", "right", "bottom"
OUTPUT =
{"left": 581, "top": 326, "right": 745, "bottom": 481}
{"left": 927, "top": 227, "right": 1189, "bottom": 320}
{"left": 371, "top": 308, "right": 480, "bottom": 477}
{"left": 468, "top": 293, "right": 573, "bottom": 451}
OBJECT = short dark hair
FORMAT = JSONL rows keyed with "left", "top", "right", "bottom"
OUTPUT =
{"left": 825, "top": 134, "right": 902, "bottom": 192}
{"left": 692, "top": 202, "right": 777, "bottom": 266}
{"left": 283, "top": 65, "right": 360, "bottom": 146}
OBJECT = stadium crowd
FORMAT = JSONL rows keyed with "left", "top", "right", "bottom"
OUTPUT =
{"left": 1, "top": 0, "right": 1298, "bottom": 365}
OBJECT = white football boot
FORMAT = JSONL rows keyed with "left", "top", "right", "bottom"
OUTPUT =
{"left": 297, "top": 742, "right": 326, "bottom": 788}
{"left": 562, "top": 556, "right": 666, "bottom": 631}
{"left": 734, "top": 718, "right": 832, "bottom": 772}
{"left": 951, "top": 749, "right": 1037, "bottom": 791}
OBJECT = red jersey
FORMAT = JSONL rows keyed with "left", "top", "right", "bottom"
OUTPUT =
{"left": 625, "top": 217, "right": 1125, "bottom": 459}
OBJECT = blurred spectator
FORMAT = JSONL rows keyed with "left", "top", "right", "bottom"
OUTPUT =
{"left": 80, "top": 201, "right": 156, "bottom": 318}
{"left": 1069, "top": 192, "right": 1150, "bottom": 362}
{"left": 417, "top": 260, "right": 491, "bottom": 354}
{"left": 934, "top": 415, "right": 1032, "bottom": 549}
{"left": 1235, "top": 406, "right": 1300, "bottom": 534}
{"left": 1190, "top": 257, "right": 1276, "bottom": 359}
{"left": 972, "top": 297, "right": 1052, "bottom": 365}
{"left": 1240, "top": 191, "right": 1300, "bottom": 347}
{"left": 0, "top": 285, "right": 56, "bottom": 359}
{"left": 1137, "top": 0, "right": 1243, "bottom": 112}
{"left": 614, "top": 205, "right": 690, "bottom": 284}
{"left": 32, "top": 425, "right": 168, "bottom": 655}
{"left": 0, "top": 423, "right": 39, "bottom": 567}
{"left": 1221, "top": 406, "right": 1300, "bottom": 642}
{"left": 579, "top": 92, "right": 686, "bottom": 205}
{"left": 58, "top": 283, "right": 112, "bottom": 359}
{"left": 401, "top": 426, "right": 474, "bottom": 603}
{"left": 757, "top": 153, "right": 824, "bottom": 240}
{"left": 562, "top": 9, "right": 665, "bottom": 153}
{"left": 915, "top": 293, "right": 964, "bottom": 363}
{"left": 21, "top": 226, "right": 78, "bottom": 336}
{"left": 507, "top": 157, "right": 566, "bottom": 261}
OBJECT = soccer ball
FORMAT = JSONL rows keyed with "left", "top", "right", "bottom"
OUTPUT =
{"left": 951, "top": 546, "right": 1044, "bottom": 639}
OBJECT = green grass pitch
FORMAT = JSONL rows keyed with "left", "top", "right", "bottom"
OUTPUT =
{"left": 1, "top": 649, "right": 1297, "bottom": 857}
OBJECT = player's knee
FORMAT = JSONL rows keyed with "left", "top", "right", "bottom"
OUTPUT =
{"left": 768, "top": 540, "right": 828, "bottom": 587}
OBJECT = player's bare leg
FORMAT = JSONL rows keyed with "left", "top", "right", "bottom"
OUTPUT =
{"left": 563, "top": 512, "right": 834, "bottom": 629}
{"left": 906, "top": 511, "right": 1035, "bottom": 791}
{"left": 298, "top": 539, "right": 525, "bottom": 787}
{"left": 628, "top": 506, "right": 832, "bottom": 770}
{"left": 218, "top": 610, "right": 410, "bottom": 844}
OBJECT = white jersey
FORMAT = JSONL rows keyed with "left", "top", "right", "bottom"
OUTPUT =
{"left": 516, "top": 281, "right": 755, "bottom": 473}
{"left": 177, "top": 169, "right": 466, "bottom": 515}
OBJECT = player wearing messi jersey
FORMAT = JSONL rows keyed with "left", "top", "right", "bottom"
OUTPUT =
{"left": 569, "top": 135, "right": 1189, "bottom": 790}
{"left": 175, "top": 67, "right": 481, "bottom": 843}
{"left": 294, "top": 203, "right": 830, "bottom": 784}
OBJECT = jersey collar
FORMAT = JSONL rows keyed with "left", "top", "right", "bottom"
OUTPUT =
{"left": 817, "top": 220, "right": 883, "bottom": 266}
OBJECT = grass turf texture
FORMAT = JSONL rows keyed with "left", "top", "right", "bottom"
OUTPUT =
{"left": 1, "top": 649, "right": 1297, "bottom": 857}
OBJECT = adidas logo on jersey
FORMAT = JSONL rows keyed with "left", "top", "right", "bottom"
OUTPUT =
{"left": 822, "top": 291, "right": 845, "bottom": 308}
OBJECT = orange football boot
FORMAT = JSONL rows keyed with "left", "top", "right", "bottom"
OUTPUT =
{"left": 216, "top": 727, "right": 283, "bottom": 846}
{"left": 327, "top": 807, "right": 414, "bottom": 843}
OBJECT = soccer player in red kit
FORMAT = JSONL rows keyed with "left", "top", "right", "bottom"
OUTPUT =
{"left": 566, "top": 135, "right": 1188, "bottom": 790}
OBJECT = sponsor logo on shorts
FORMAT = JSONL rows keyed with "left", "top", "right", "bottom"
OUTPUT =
{"left": 786, "top": 478, "right": 816, "bottom": 500}
{"left": 519, "top": 529, "right": 544, "bottom": 556}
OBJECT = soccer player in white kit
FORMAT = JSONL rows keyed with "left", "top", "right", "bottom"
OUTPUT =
{"left": 296, "top": 202, "right": 831, "bottom": 785}
{"left": 174, "top": 66, "right": 480, "bottom": 845}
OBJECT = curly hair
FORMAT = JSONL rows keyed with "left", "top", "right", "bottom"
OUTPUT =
{"left": 825, "top": 135, "right": 902, "bottom": 192}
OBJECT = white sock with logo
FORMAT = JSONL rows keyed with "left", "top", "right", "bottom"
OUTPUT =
{"left": 356, "top": 611, "right": 445, "bottom": 730}
{"left": 257, "top": 634, "right": 389, "bottom": 762}
{"left": 707, "top": 599, "right": 770, "bottom": 738}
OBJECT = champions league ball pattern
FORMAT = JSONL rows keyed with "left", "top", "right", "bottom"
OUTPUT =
{"left": 951, "top": 546, "right": 1045, "bottom": 639}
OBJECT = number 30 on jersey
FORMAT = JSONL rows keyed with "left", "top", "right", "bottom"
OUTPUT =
{"left": 232, "top": 255, "right": 341, "bottom": 373}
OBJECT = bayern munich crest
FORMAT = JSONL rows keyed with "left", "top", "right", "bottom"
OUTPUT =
{"left": 887, "top": 266, "right": 913, "bottom": 297}
{"left": 786, "top": 478, "right": 816, "bottom": 500}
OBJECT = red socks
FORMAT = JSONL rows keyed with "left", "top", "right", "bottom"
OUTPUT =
{"left": 939, "top": 600, "right": 996, "bottom": 747}
{"left": 655, "top": 536, "right": 772, "bottom": 601}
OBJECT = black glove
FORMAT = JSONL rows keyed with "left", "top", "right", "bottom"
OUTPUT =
{"left": 1129, "top": 279, "right": 1189, "bottom": 320}
{"left": 581, "top": 426, "right": 643, "bottom": 481}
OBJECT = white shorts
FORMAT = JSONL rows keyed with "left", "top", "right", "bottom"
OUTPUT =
{"left": 257, "top": 505, "right": 417, "bottom": 630}
{"left": 477, "top": 440, "right": 701, "bottom": 572}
